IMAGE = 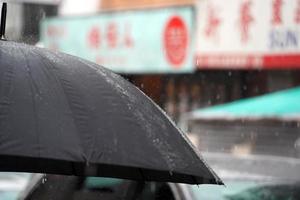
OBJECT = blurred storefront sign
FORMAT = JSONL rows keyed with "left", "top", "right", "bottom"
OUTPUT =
{"left": 196, "top": 0, "right": 300, "bottom": 69}
{"left": 40, "top": 6, "right": 195, "bottom": 73}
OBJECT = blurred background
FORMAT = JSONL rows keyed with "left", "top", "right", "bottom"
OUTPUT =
{"left": 3, "top": 0, "right": 300, "bottom": 121}
{"left": 1, "top": 0, "right": 300, "bottom": 199}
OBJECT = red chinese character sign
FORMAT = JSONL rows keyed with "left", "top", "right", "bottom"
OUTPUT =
{"left": 204, "top": 5, "right": 221, "bottom": 40}
{"left": 196, "top": 0, "right": 300, "bottom": 69}
{"left": 239, "top": 0, "right": 254, "bottom": 43}
{"left": 271, "top": 0, "right": 283, "bottom": 25}
{"left": 106, "top": 22, "right": 118, "bottom": 48}
{"left": 87, "top": 26, "right": 101, "bottom": 48}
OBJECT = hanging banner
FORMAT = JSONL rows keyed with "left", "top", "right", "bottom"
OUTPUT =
{"left": 196, "top": 0, "right": 300, "bottom": 69}
{"left": 40, "top": 7, "right": 195, "bottom": 73}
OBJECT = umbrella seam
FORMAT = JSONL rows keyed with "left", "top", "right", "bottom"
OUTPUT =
{"left": 19, "top": 48, "right": 42, "bottom": 159}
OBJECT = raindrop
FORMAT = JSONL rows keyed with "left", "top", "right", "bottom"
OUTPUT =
{"left": 228, "top": 71, "right": 232, "bottom": 77}
{"left": 243, "top": 85, "right": 247, "bottom": 90}
{"left": 141, "top": 83, "right": 144, "bottom": 89}
{"left": 42, "top": 174, "right": 47, "bottom": 184}
{"left": 169, "top": 171, "right": 173, "bottom": 176}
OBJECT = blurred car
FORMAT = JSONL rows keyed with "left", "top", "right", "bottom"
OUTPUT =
{"left": 180, "top": 88, "right": 300, "bottom": 198}
{"left": 20, "top": 174, "right": 185, "bottom": 200}
{"left": 188, "top": 152, "right": 300, "bottom": 200}
{"left": 17, "top": 151, "right": 300, "bottom": 200}
{"left": 0, "top": 173, "right": 31, "bottom": 200}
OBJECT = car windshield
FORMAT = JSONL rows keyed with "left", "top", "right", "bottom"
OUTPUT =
{"left": 0, "top": 0, "right": 300, "bottom": 200}
{"left": 191, "top": 181, "right": 300, "bottom": 200}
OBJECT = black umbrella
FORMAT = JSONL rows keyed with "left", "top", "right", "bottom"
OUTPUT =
{"left": 0, "top": 4, "right": 221, "bottom": 185}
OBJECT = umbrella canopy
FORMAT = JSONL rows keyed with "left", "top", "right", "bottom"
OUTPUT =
{"left": 0, "top": 40, "right": 221, "bottom": 185}
{"left": 190, "top": 86, "right": 300, "bottom": 121}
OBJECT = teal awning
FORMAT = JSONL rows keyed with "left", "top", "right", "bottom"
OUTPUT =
{"left": 191, "top": 87, "right": 300, "bottom": 120}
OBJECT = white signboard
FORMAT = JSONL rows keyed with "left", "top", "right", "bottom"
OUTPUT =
{"left": 196, "top": 0, "right": 300, "bottom": 69}
{"left": 41, "top": 7, "right": 195, "bottom": 74}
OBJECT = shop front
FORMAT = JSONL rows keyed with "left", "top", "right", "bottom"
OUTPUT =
{"left": 194, "top": 0, "right": 300, "bottom": 100}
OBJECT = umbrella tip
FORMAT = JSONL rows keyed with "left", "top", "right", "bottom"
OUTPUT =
{"left": 0, "top": 2, "right": 7, "bottom": 40}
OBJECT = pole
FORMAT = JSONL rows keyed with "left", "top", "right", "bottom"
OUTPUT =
{"left": 0, "top": 2, "right": 7, "bottom": 40}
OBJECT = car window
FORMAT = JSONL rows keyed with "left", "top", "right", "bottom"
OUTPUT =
{"left": 22, "top": 175, "right": 176, "bottom": 200}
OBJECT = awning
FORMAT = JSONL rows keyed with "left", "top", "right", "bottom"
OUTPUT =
{"left": 190, "top": 86, "right": 300, "bottom": 120}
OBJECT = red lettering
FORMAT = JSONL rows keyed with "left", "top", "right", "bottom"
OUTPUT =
{"left": 106, "top": 22, "right": 118, "bottom": 48}
{"left": 295, "top": 0, "right": 300, "bottom": 23}
{"left": 204, "top": 5, "right": 221, "bottom": 38}
{"left": 87, "top": 26, "right": 101, "bottom": 49}
{"left": 239, "top": 0, "right": 254, "bottom": 43}
{"left": 271, "top": 0, "right": 283, "bottom": 25}
{"left": 124, "top": 23, "right": 134, "bottom": 48}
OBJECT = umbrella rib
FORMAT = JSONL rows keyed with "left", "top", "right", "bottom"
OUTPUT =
{"left": 33, "top": 50, "right": 95, "bottom": 163}
{"left": 0, "top": 55, "right": 14, "bottom": 148}
{"left": 19, "top": 49, "right": 42, "bottom": 158}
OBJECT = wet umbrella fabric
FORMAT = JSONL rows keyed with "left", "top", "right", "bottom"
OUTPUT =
{"left": 0, "top": 41, "right": 221, "bottom": 185}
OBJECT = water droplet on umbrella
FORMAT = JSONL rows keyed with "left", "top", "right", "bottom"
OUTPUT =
{"left": 42, "top": 175, "right": 47, "bottom": 184}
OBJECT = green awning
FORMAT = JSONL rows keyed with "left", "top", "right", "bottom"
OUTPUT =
{"left": 191, "top": 87, "right": 300, "bottom": 120}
